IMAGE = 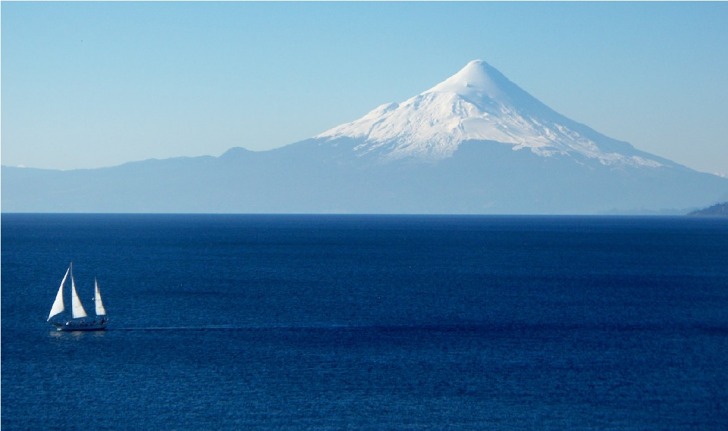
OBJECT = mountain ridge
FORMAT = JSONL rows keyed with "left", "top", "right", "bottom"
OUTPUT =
{"left": 3, "top": 60, "right": 728, "bottom": 214}
{"left": 689, "top": 202, "right": 728, "bottom": 217}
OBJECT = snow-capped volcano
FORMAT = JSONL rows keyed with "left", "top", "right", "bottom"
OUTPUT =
{"left": 317, "top": 60, "right": 663, "bottom": 168}
{"left": 5, "top": 59, "right": 727, "bottom": 214}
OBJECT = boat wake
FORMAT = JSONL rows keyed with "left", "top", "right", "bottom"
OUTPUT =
{"left": 108, "top": 322, "right": 728, "bottom": 335}
{"left": 112, "top": 325, "right": 246, "bottom": 332}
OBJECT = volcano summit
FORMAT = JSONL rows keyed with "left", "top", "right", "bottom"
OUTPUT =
{"left": 3, "top": 60, "right": 727, "bottom": 214}
{"left": 317, "top": 60, "right": 664, "bottom": 169}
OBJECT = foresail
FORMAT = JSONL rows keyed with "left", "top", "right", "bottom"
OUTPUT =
{"left": 48, "top": 266, "right": 69, "bottom": 320}
{"left": 94, "top": 279, "right": 107, "bottom": 316}
{"left": 70, "top": 274, "right": 88, "bottom": 319}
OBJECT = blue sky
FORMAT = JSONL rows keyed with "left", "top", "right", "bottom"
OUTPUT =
{"left": 3, "top": 2, "right": 727, "bottom": 175}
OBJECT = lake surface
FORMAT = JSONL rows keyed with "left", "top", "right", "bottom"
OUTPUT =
{"left": 2, "top": 214, "right": 727, "bottom": 429}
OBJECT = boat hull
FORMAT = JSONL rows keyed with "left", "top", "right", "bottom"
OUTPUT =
{"left": 53, "top": 319, "right": 107, "bottom": 332}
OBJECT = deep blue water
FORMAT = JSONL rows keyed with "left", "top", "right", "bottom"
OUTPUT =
{"left": 2, "top": 214, "right": 727, "bottom": 430}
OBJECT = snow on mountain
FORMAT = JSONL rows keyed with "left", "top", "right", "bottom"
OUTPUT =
{"left": 316, "top": 60, "right": 664, "bottom": 168}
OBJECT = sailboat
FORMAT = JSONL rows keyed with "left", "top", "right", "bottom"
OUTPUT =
{"left": 48, "top": 263, "right": 108, "bottom": 331}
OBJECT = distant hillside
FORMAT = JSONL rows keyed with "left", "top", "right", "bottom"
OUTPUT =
{"left": 689, "top": 202, "right": 728, "bottom": 217}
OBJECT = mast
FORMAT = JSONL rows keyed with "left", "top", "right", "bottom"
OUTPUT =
{"left": 70, "top": 265, "right": 88, "bottom": 319}
{"left": 94, "top": 278, "right": 107, "bottom": 316}
{"left": 48, "top": 265, "right": 70, "bottom": 321}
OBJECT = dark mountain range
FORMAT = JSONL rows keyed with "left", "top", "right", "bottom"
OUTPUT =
{"left": 689, "top": 202, "right": 728, "bottom": 217}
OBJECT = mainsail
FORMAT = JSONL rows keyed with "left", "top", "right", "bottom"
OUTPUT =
{"left": 70, "top": 270, "right": 88, "bottom": 319}
{"left": 94, "top": 279, "right": 106, "bottom": 316}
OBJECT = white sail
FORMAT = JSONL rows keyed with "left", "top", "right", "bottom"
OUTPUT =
{"left": 94, "top": 278, "right": 106, "bottom": 316}
{"left": 70, "top": 272, "right": 88, "bottom": 319}
{"left": 48, "top": 266, "right": 69, "bottom": 320}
